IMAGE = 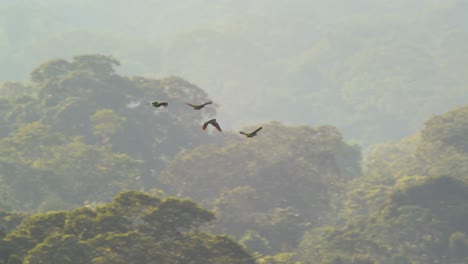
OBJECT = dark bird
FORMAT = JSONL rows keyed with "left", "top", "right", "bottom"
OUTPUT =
{"left": 240, "top": 127, "right": 262, "bottom": 138}
{"left": 202, "top": 119, "right": 222, "bottom": 132}
{"left": 150, "top": 101, "right": 168, "bottom": 108}
{"left": 186, "top": 101, "right": 212, "bottom": 110}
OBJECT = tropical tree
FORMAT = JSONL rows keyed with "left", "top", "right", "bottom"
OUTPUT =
{"left": 0, "top": 191, "right": 255, "bottom": 264}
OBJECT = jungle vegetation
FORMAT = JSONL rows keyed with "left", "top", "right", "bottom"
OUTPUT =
{"left": 1, "top": 1, "right": 467, "bottom": 263}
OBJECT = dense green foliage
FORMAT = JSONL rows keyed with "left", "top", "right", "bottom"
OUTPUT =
{"left": 0, "top": 191, "right": 255, "bottom": 264}
{"left": 297, "top": 105, "right": 468, "bottom": 263}
{"left": 298, "top": 176, "right": 468, "bottom": 264}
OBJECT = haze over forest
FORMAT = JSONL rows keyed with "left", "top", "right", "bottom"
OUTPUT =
{"left": 0, "top": 1, "right": 467, "bottom": 263}
{"left": 2, "top": 0, "right": 467, "bottom": 145}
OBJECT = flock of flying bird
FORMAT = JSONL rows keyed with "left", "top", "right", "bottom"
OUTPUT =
{"left": 150, "top": 100, "right": 263, "bottom": 138}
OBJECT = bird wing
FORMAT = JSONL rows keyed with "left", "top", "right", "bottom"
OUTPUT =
{"left": 186, "top": 103, "right": 196, "bottom": 108}
{"left": 202, "top": 121, "right": 210, "bottom": 130}
{"left": 202, "top": 101, "right": 213, "bottom": 106}
{"left": 161, "top": 102, "right": 168, "bottom": 106}
{"left": 211, "top": 120, "right": 222, "bottom": 132}
{"left": 253, "top": 127, "right": 263, "bottom": 133}
{"left": 239, "top": 131, "right": 248, "bottom": 136}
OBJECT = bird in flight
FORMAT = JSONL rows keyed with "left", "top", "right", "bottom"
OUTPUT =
{"left": 150, "top": 101, "right": 168, "bottom": 108}
{"left": 202, "top": 119, "right": 222, "bottom": 132}
{"left": 186, "top": 101, "right": 212, "bottom": 110}
{"left": 240, "top": 127, "right": 262, "bottom": 138}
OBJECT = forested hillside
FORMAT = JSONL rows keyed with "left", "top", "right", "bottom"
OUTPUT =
{"left": 0, "top": 54, "right": 466, "bottom": 263}
{"left": 1, "top": 1, "right": 467, "bottom": 263}
{"left": 0, "top": 55, "right": 260, "bottom": 263}
{"left": 298, "top": 105, "right": 468, "bottom": 263}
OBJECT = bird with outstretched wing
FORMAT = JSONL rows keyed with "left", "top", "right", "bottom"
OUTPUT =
{"left": 186, "top": 101, "right": 212, "bottom": 110}
{"left": 240, "top": 127, "right": 262, "bottom": 138}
